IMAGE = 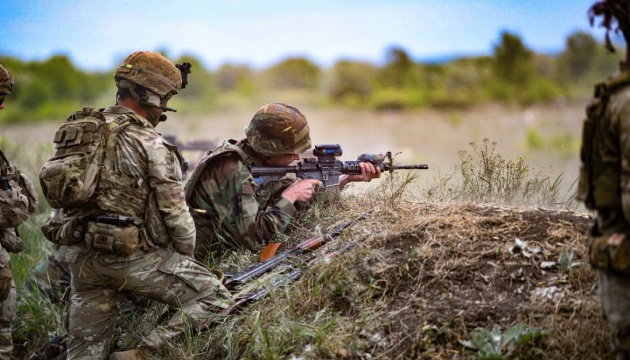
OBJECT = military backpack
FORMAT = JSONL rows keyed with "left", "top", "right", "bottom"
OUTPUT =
{"left": 39, "top": 107, "right": 132, "bottom": 209}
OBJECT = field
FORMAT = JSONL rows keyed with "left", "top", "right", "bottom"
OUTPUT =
{"left": 4, "top": 101, "right": 585, "bottom": 198}
{"left": 2, "top": 101, "right": 604, "bottom": 359}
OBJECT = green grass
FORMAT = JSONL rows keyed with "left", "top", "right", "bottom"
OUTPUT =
{"left": 11, "top": 214, "right": 64, "bottom": 356}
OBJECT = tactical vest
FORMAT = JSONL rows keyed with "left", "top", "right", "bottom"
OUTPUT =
{"left": 184, "top": 139, "right": 254, "bottom": 203}
{"left": 0, "top": 150, "right": 37, "bottom": 253}
{"left": 577, "top": 72, "right": 630, "bottom": 210}
{"left": 184, "top": 139, "right": 285, "bottom": 209}
{"left": 184, "top": 139, "right": 288, "bottom": 251}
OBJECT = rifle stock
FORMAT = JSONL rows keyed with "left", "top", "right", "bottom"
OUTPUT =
{"left": 259, "top": 242, "right": 283, "bottom": 262}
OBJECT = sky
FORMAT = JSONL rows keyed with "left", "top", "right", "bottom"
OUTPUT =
{"left": 0, "top": 0, "right": 611, "bottom": 71}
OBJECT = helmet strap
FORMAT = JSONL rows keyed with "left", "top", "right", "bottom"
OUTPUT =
{"left": 116, "top": 81, "right": 172, "bottom": 123}
{"left": 138, "top": 101, "right": 166, "bottom": 124}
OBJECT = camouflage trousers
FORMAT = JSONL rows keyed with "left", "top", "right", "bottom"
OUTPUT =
{"left": 599, "top": 271, "right": 630, "bottom": 357}
{"left": 0, "top": 279, "right": 15, "bottom": 360}
{"left": 66, "top": 247, "right": 233, "bottom": 360}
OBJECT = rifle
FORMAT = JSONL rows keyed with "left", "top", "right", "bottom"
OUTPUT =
{"left": 222, "top": 211, "right": 371, "bottom": 290}
{"left": 251, "top": 144, "right": 428, "bottom": 188}
{"left": 218, "top": 232, "right": 371, "bottom": 316}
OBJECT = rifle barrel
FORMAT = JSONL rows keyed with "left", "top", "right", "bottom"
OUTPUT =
{"left": 220, "top": 267, "right": 302, "bottom": 315}
{"left": 223, "top": 250, "right": 292, "bottom": 289}
{"left": 390, "top": 164, "right": 429, "bottom": 170}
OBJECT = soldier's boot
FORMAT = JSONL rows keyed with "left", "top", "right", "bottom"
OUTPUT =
{"left": 109, "top": 347, "right": 151, "bottom": 360}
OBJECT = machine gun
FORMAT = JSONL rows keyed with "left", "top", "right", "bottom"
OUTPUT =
{"left": 251, "top": 144, "right": 428, "bottom": 188}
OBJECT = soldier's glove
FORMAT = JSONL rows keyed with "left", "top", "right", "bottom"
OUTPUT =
{"left": 0, "top": 266, "right": 12, "bottom": 301}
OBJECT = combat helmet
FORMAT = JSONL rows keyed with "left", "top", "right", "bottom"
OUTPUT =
{"left": 245, "top": 102, "right": 311, "bottom": 156}
{"left": 0, "top": 64, "right": 13, "bottom": 96}
{"left": 114, "top": 51, "right": 190, "bottom": 112}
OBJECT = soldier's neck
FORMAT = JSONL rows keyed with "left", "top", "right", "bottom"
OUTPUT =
{"left": 117, "top": 98, "right": 158, "bottom": 127}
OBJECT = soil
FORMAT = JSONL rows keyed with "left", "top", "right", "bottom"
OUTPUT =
{"left": 343, "top": 201, "right": 610, "bottom": 359}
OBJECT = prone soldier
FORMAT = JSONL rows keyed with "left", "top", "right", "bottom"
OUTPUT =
{"left": 184, "top": 102, "right": 381, "bottom": 262}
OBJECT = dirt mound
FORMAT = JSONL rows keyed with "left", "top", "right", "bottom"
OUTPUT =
{"left": 345, "top": 202, "right": 609, "bottom": 359}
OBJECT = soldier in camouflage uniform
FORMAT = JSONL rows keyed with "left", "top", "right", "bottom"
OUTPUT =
{"left": 185, "top": 102, "right": 380, "bottom": 262}
{"left": 41, "top": 52, "right": 232, "bottom": 360}
{"left": 0, "top": 63, "right": 38, "bottom": 358}
{"left": 579, "top": 2, "right": 630, "bottom": 358}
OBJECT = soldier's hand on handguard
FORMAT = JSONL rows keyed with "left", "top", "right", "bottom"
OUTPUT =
{"left": 338, "top": 162, "right": 380, "bottom": 190}
{"left": 282, "top": 179, "right": 323, "bottom": 203}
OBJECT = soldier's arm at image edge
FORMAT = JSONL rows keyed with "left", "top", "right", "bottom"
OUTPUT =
{"left": 615, "top": 92, "right": 630, "bottom": 222}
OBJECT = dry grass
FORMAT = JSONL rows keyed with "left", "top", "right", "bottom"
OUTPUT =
{"left": 2, "top": 102, "right": 603, "bottom": 359}
{"left": 144, "top": 191, "right": 604, "bottom": 359}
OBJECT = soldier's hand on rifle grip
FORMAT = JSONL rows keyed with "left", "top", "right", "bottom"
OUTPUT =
{"left": 281, "top": 179, "right": 322, "bottom": 203}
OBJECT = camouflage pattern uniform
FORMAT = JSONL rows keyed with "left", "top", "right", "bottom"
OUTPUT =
{"left": 42, "top": 53, "right": 233, "bottom": 360}
{"left": 578, "top": 67, "right": 630, "bottom": 357}
{"left": 61, "top": 105, "right": 232, "bottom": 360}
{"left": 185, "top": 139, "right": 298, "bottom": 259}
{"left": 0, "top": 63, "right": 38, "bottom": 359}
{"left": 0, "top": 244, "right": 16, "bottom": 359}
{"left": 185, "top": 103, "right": 312, "bottom": 261}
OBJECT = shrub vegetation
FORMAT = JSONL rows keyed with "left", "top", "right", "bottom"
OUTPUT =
{"left": 0, "top": 30, "right": 620, "bottom": 124}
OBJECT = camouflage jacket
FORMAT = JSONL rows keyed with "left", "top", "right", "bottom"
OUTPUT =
{"left": 185, "top": 139, "right": 297, "bottom": 258}
{"left": 65, "top": 105, "right": 195, "bottom": 258}
{"left": 578, "top": 70, "right": 630, "bottom": 234}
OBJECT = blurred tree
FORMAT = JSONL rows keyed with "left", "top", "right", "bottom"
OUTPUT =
{"left": 378, "top": 46, "right": 420, "bottom": 88}
{"left": 550, "top": 31, "right": 618, "bottom": 98}
{"left": 323, "top": 60, "right": 376, "bottom": 105}
{"left": 534, "top": 54, "right": 555, "bottom": 81}
{"left": 262, "top": 57, "right": 321, "bottom": 89}
{"left": 216, "top": 63, "right": 256, "bottom": 94}
{"left": 592, "top": 46, "right": 621, "bottom": 80}
{"left": 0, "top": 55, "right": 110, "bottom": 123}
{"left": 437, "top": 57, "right": 493, "bottom": 107}
{"left": 555, "top": 31, "right": 598, "bottom": 84}
{"left": 167, "top": 54, "right": 221, "bottom": 114}
{"left": 493, "top": 31, "right": 536, "bottom": 85}
{"left": 38, "top": 55, "right": 81, "bottom": 100}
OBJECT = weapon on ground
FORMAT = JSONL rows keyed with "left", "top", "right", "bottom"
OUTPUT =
{"left": 222, "top": 211, "right": 371, "bottom": 291}
{"left": 220, "top": 232, "right": 370, "bottom": 316}
{"left": 251, "top": 143, "right": 428, "bottom": 188}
